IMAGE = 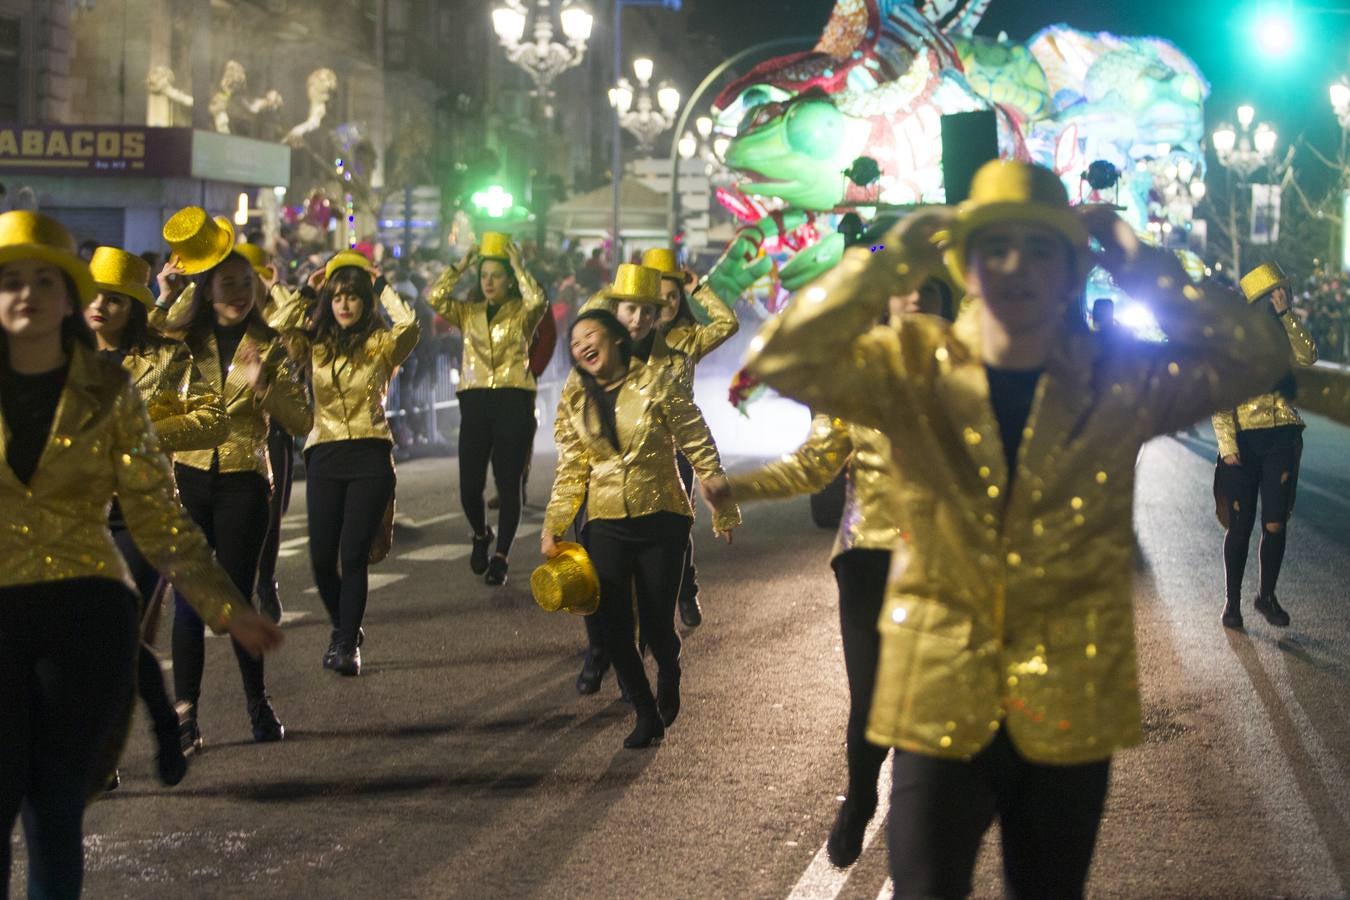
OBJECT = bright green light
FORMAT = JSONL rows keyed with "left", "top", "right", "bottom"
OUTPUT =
{"left": 471, "top": 185, "right": 513, "bottom": 218}
{"left": 1252, "top": 8, "right": 1296, "bottom": 57}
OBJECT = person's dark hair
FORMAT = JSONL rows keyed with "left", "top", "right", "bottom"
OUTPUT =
{"left": 660, "top": 276, "right": 696, "bottom": 330}
{"left": 931, "top": 277, "right": 955, "bottom": 322}
{"left": 571, "top": 309, "right": 632, "bottom": 451}
{"left": 109, "top": 294, "right": 153, "bottom": 353}
{"left": 187, "top": 251, "right": 274, "bottom": 340}
{"left": 467, "top": 256, "right": 520, "bottom": 303}
{"left": 312, "top": 266, "right": 384, "bottom": 359}
{"left": 0, "top": 268, "right": 94, "bottom": 368}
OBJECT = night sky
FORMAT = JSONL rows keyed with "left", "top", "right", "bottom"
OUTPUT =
{"left": 687, "top": 0, "right": 1350, "bottom": 168}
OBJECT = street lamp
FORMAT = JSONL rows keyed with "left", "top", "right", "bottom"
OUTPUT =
{"left": 491, "top": 0, "right": 594, "bottom": 117}
{"left": 676, "top": 115, "right": 732, "bottom": 183}
{"left": 1211, "top": 104, "right": 1281, "bottom": 274}
{"left": 609, "top": 57, "right": 680, "bottom": 154}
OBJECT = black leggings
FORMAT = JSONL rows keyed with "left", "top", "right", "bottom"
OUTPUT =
{"left": 256, "top": 423, "right": 295, "bottom": 592}
{"left": 831, "top": 549, "right": 891, "bottom": 802}
{"left": 111, "top": 524, "right": 181, "bottom": 743}
{"left": 306, "top": 454, "right": 395, "bottom": 646}
{"left": 458, "top": 388, "right": 535, "bottom": 557}
{"left": 675, "top": 453, "right": 700, "bottom": 605}
{"left": 1219, "top": 425, "right": 1302, "bottom": 603}
{"left": 171, "top": 465, "right": 270, "bottom": 710}
{"left": 888, "top": 728, "right": 1111, "bottom": 900}
{"left": 0, "top": 578, "right": 138, "bottom": 900}
{"left": 584, "top": 513, "right": 691, "bottom": 710}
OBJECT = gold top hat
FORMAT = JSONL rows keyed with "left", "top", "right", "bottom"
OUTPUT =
{"left": 531, "top": 542, "right": 600, "bottom": 615}
{"left": 603, "top": 263, "right": 664, "bottom": 304}
{"left": 945, "top": 160, "right": 1090, "bottom": 290}
{"left": 0, "top": 210, "right": 96, "bottom": 305}
{"left": 1239, "top": 262, "right": 1289, "bottom": 304}
{"left": 235, "top": 243, "right": 275, "bottom": 282}
{"left": 162, "top": 206, "right": 235, "bottom": 275}
{"left": 325, "top": 249, "right": 374, "bottom": 281}
{"left": 641, "top": 247, "right": 681, "bottom": 279}
{"left": 89, "top": 246, "right": 154, "bottom": 308}
{"left": 479, "top": 231, "right": 512, "bottom": 261}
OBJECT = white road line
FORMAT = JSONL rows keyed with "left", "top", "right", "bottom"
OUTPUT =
{"left": 400, "top": 512, "right": 461, "bottom": 528}
{"left": 303, "top": 573, "right": 407, "bottom": 595}
{"left": 397, "top": 543, "right": 471, "bottom": 562}
{"left": 786, "top": 761, "right": 892, "bottom": 900}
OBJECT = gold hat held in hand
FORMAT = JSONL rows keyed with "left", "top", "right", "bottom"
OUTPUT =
{"left": 603, "top": 263, "right": 664, "bottom": 304}
{"left": 89, "top": 246, "right": 154, "bottom": 308}
{"left": 531, "top": 542, "right": 600, "bottom": 616}
{"left": 1239, "top": 262, "right": 1289, "bottom": 304}
{"left": 641, "top": 247, "right": 680, "bottom": 279}
{"left": 0, "top": 210, "right": 97, "bottom": 305}
{"left": 162, "top": 206, "right": 236, "bottom": 275}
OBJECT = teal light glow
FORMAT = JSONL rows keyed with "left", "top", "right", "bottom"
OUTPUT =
{"left": 1252, "top": 7, "right": 1296, "bottom": 57}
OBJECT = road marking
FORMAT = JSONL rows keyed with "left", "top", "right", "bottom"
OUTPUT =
{"left": 303, "top": 573, "right": 407, "bottom": 595}
{"left": 399, "top": 512, "right": 461, "bottom": 528}
{"left": 785, "top": 761, "right": 892, "bottom": 900}
{"left": 398, "top": 544, "right": 471, "bottom": 562}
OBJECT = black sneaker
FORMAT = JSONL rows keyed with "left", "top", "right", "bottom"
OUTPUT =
{"left": 1221, "top": 597, "right": 1244, "bottom": 630}
{"left": 623, "top": 712, "right": 665, "bottom": 750}
{"left": 826, "top": 791, "right": 878, "bottom": 869}
{"left": 485, "top": 554, "right": 509, "bottom": 586}
{"left": 470, "top": 528, "right": 495, "bottom": 575}
{"left": 678, "top": 593, "right": 703, "bottom": 628}
{"left": 576, "top": 651, "right": 608, "bottom": 695}
{"left": 1254, "top": 593, "right": 1290, "bottom": 627}
{"left": 322, "top": 641, "right": 339, "bottom": 671}
{"left": 257, "top": 581, "right": 283, "bottom": 624}
{"left": 332, "top": 642, "right": 361, "bottom": 677}
{"left": 248, "top": 696, "right": 285, "bottom": 743}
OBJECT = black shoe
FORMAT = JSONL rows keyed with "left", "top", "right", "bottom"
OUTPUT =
{"left": 332, "top": 642, "right": 361, "bottom": 677}
{"left": 485, "top": 554, "right": 509, "bottom": 586}
{"left": 656, "top": 671, "right": 681, "bottom": 728}
{"left": 179, "top": 703, "right": 204, "bottom": 756}
{"left": 623, "top": 713, "right": 665, "bottom": 750}
{"left": 826, "top": 791, "right": 878, "bottom": 869}
{"left": 1255, "top": 593, "right": 1290, "bottom": 627}
{"left": 248, "top": 696, "right": 285, "bottom": 743}
{"left": 576, "top": 651, "right": 609, "bottom": 695}
{"left": 470, "top": 528, "right": 495, "bottom": 575}
{"left": 1221, "top": 597, "right": 1244, "bottom": 629}
{"left": 678, "top": 593, "right": 703, "bottom": 628}
{"left": 322, "top": 640, "right": 339, "bottom": 671}
{"left": 154, "top": 707, "right": 190, "bottom": 786}
{"left": 257, "top": 581, "right": 283, "bottom": 624}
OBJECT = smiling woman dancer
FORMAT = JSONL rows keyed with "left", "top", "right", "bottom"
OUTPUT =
{"left": 153, "top": 207, "right": 311, "bottom": 748}
{"left": 0, "top": 211, "right": 281, "bottom": 899}
{"left": 84, "top": 245, "right": 227, "bottom": 788}
{"left": 744, "top": 160, "right": 1291, "bottom": 898}
{"left": 270, "top": 250, "right": 420, "bottom": 676}
{"left": 543, "top": 266, "right": 740, "bottom": 749}
{"left": 428, "top": 233, "right": 546, "bottom": 587}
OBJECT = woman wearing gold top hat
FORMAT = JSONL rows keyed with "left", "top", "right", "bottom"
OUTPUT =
{"left": 1212, "top": 262, "right": 1318, "bottom": 630}
{"left": 428, "top": 232, "right": 547, "bottom": 586}
{"left": 542, "top": 266, "right": 741, "bottom": 749}
{"left": 153, "top": 206, "right": 312, "bottom": 747}
{"left": 269, "top": 249, "right": 420, "bottom": 676}
{"left": 84, "top": 245, "right": 228, "bottom": 789}
{"left": 742, "top": 159, "right": 1292, "bottom": 895}
{"left": 0, "top": 211, "right": 282, "bottom": 896}
{"left": 704, "top": 277, "right": 952, "bottom": 869}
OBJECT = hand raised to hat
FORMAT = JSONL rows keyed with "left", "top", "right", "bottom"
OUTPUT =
{"left": 156, "top": 256, "right": 188, "bottom": 306}
{"left": 456, "top": 246, "right": 479, "bottom": 276}
{"left": 306, "top": 267, "right": 327, "bottom": 292}
{"left": 505, "top": 240, "right": 526, "bottom": 273}
{"left": 882, "top": 207, "right": 952, "bottom": 283}
{"left": 1077, "top": 205, "right": 1139, "bottom": 275}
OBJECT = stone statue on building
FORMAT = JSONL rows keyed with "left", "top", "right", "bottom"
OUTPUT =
{"left": 146, "top": 60, "right": 283, "bottom": 134}
{"left": 283, "top": 68, "right": 339, "bottom": 147}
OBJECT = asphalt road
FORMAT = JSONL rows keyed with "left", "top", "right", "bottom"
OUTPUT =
{"left": 8, "top": 402, "right": 1350, "bottom": 899}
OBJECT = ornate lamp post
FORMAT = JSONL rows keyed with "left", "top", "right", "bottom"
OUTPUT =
{"left": 492, "top": 0, "right": 594, "bottom": 117}
{"left": 1211, "top": 104, "right": 1279, "bottom": 274}
{"left": 677, "top": 115, "right": 731, "bottom": 179}
{"left": 609, "top": 58, "right": 681, "bottom": 154}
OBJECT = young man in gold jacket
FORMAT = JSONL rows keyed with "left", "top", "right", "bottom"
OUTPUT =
{"left": 744, "top": 160, "right": 1291, "bottom": 897}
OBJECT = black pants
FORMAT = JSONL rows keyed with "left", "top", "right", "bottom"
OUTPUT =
{"left": 458, "top": 388, "right": 535, "bottom": 557}
{"left": 110, "top": 524, "right": 180, "bottom": 742}
{"left": 888, "top": 728, "right": 1111, "bottom": 900}
{"left": 675, "top": 453, "right": 700, "bottom": 606}
{"left": 306, "top": 447, "right": 395, "bottom": 646}
{"left": 256, "top": 423, "right": 295, "bottom": 593}
{"left": 584, "top": 513, "right": 691, "bottom": 709}
{"left": 171, "top": 464, "right": 270, "bottom": 709}
{"left": 1219, "top": 425, "right": 1302, "bottom": 604}
{"left": 832, "top": 548, "right": 891, "bottom": 801}
{"left": 0, "top": 578, "right": 138, "bottom": 900}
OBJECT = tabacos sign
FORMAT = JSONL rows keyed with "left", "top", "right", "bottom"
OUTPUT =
{"left": 0, "top": 125, "right": 192, "bottom": 176}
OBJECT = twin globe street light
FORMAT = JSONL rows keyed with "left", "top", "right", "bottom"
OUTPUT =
{"left": 491, "top": 0, "right": 595, "bottom": 118}
{"left": 609, "top": 57, "right": 681, "bottom": 154}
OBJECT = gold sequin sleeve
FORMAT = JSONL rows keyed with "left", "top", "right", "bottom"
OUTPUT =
{"left": 1282, "top": 313, "right": 1318, "bottom": 367}
{"left": 265, "top": 284, "right": 313, "bottom": 335}
{"left": 1211, "top": 408, "right": 1240, "bottom": 460}
{"left": 514, "top": 261, "right": 549, "bottom": 338}
{"left": 426, "top": 263, "right": 469, "bottom": 328}
{"left": 377, "top": 283, "right": 421, "bottom": 368}
{"left": 147, "top": 342, "right": 228, "bottom": 453}
{"left": 727, "top": 413, "right": 852, "bottom": 502}
{"left": 111, "top": 379, "right": 243, "bottom": 632}
{"left": 543, "top": 388, "right": 591, "bottom": 538}
{"left": 148, "top": 282, "right": 197, "bottom": 339}
{"left": 1294, "top": 365, "right": 1350, "bottom": 427}
{"left": 670, "top": 282, "right": 740, "bottom": 362}
{"left": 259, "top": 343, "right": 313, "bottom": 438}
{"left": 658, "top": 376, "right": 741, "bottom": 533}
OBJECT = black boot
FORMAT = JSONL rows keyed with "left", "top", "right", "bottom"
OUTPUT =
{"left": 248, "top": 695, "right": 285, "bottom": 743}
{"left": 826, "top": 791, "right": 878, "bottom": 869}
{"left": 332, "top": 642, "right": 361, "bottom": 677}
{"left": 470, "top": 527, "right": 495, "bottom": 575}
{"left": 257, "top": 580, "right": 283, "bottom": 624}
{"left": 624, "top": 709, "right": 665, "bottom": 750}
{"left": 485, "top": 553, "right": 509, "bottom": 586}
{"left": 1221, "top": 596, "right": 1244, "bottom": 629}
{"left": 678, "top": 593, "right": 703, "bottom": 628}
{"left": 179, "top": 701, "right": 204, "bottom": 756}
{"left": 322, "top": 640, "right": 339, "bottom": 671}
{"left": 656, "top": 668, "right": 681, "bottom": 728}
{"left": 154, "top": 705, "right": 191, "bottom": 786}
{"left": 576, "top": 649, "right": 608, "bottom": 695}
{"left": 1254, "top": 593, "right": 1290, "bottom": 627}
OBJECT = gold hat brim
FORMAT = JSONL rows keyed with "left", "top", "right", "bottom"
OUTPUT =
{"left": 1239, "top": 263, "right": 1288, "bottom": 304}
{"left": 602, "top": 289, "right": 665, "bottom": 305}
{"left": 164, "top": 213, "right": 236, "bottom": 276}
{"left": 0, "top": 244, "right": 97, "bottom": 306}
{"left": 93, "top": 279, "right": 154, "bottom": 309}
{"left": 531, "top": 541, "right": 600, "bottom": 615}
{"left": 945, "top": 202, "right": 1091, "bottom": 290}
{"left": 325, "top": 250, "right": 374, "bottom": 281}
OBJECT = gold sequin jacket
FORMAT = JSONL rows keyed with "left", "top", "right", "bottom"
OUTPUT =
{"left": 663, "top": 282, "right": 740, "bottom": 363}
{"left": 727, "top": 412, "right": 904, "bottom": 560}
{"left": 1211, "top": 313, "right": 1318, "bottom": 458}
{"left": 0, "top": 344, "right": 243, "bottom": 630}
{"left": 544, "top": 358, "right": 741, "bottom": 538}
{"left": 121, "top": 337, "right": 228, "bottom": 454}
{"left": 745, "top": 240, "right": 1290, "bottom": 765}
{"left": 427, "top": 262, "right": 547, "bottom": 391}
{"left": 270, "top": 284, "right": 421, "bottom": 449}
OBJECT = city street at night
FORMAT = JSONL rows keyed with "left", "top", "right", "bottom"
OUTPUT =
{"left": 16, "top": 399, "right": 1348, "bottom": 899}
